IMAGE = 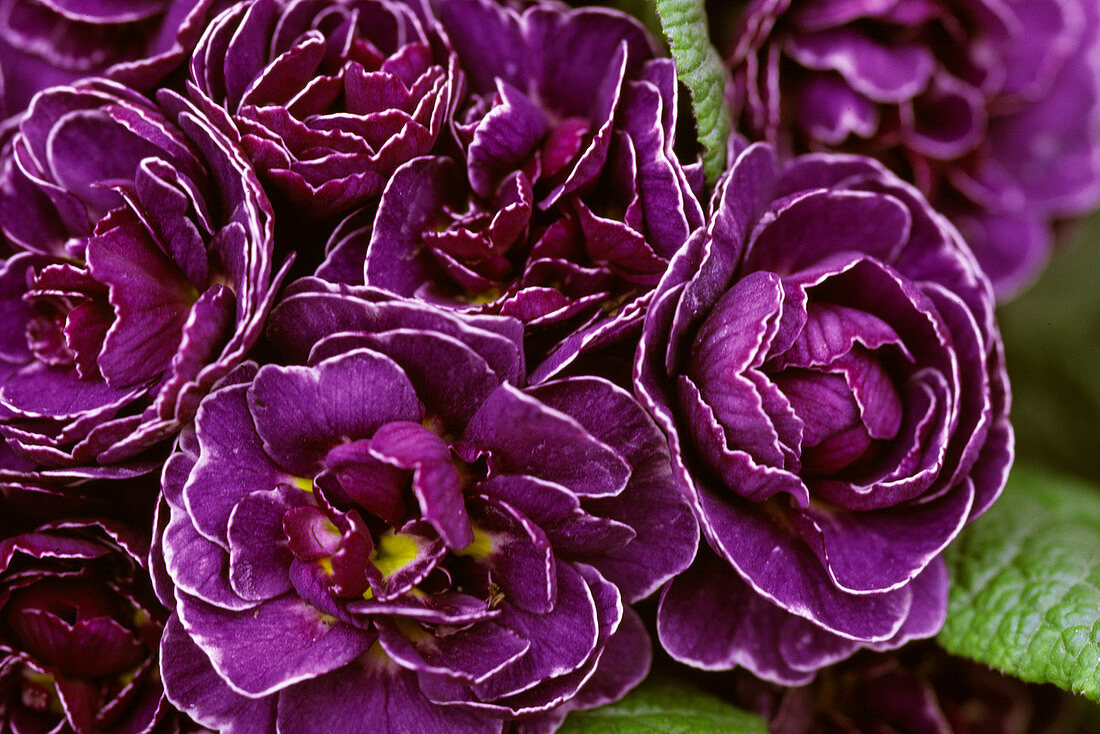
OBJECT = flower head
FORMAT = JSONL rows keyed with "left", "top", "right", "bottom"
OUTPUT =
{"left": 726, "top": 0, "right": 1100, "bottom": 296}
{"left": 0, "top": 79, "right": 284, "bottom": 473}
{"left": 637, "top": 143, "right": 1011, "bottom": 684}
{"left": 188, "top": 0, "right": 460, "bottom": 218}
{"left": 156, "top": 282, "right": 697, "bottom": 732}
{"left": 0, "top": 498, "right": 170, "bottom": 734}
{"left": 0, "top": 0, "right": 228, "bottom": 119}
{"left": 320, "top": 0, "right": 702, "bottom": 377}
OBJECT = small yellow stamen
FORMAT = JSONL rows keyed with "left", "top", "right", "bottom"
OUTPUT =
{"left": 290, "top": 476, "right": 314, "bottom": 493}
{"left": 371, "top": 530, "right": 420, "bottom": 578}
{"left": 456, "top": 526, "right": 494, "bottom": 559}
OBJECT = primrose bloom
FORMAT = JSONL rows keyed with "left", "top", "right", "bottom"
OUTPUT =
{"left": 726, "top": 0, "right": 1100, "bottom": 297}
{"left": 0, "top": 79, "right": 282, "bottom": 472}
{"left": 327, "top": 0, "right": 701, "bottom": 374}
{"left": 637, "top": 143, "right": 1011, "bottom": 684}
{"left": 188, "top": 0, "right": 460, "bottom": 218}
{"left": 155, "top": 281, "right": 697, "bottom": 733}
{"left": 0, "top": 0, "right": 227, "bottom": 119}
{"left": 0, "top": 508, "right": 170, "bottom": 734}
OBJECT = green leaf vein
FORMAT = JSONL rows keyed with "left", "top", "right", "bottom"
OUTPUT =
{"left": 939, "top": 465, "right": 1100, "bottom": 701}
{"left": 653, "top": 0, "right": 731, "bottom": 186}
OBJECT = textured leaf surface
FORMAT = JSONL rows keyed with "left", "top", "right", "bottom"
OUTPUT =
{"left": 654, "top": 0, "right": 730, "bottom": 186}
{"left": 939, "top": 465, "right": 1100, "bottom": 701}
{"left": 558, "top": 677, "right": 767, "bottom": 733}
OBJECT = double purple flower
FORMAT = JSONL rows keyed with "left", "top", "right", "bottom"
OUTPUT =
{"left": 727, "top": 0, "right": 1100, "bottom": 296}
{"left": 0, "top": 79, "right": 283, "bottom": 475}
{"left": 154, "top": 282, "right": 697, "bottom": 733}
{"left": 321, "top": 0, "right": 701, "bottom": 374}
{"left": 188, "top": 0, "right": 459, "bottom": 218}
{"left": 0, "top": 0, "right": 227, "bottom": 119}
{"left": 0, "top": 504, "right": 169, "bottom": 734}
{"left": 637, "top": 142, "right": 1011, "bottom": 684}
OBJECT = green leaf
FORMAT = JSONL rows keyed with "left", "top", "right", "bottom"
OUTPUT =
{"left": 557, "top": 677, "right": 767, "bottom": 733}
{"left": 939, "top": 465, "right": 1100, "bottom": 701}
{"left": 653, "top": 0, "right": 731, "bottom": 187}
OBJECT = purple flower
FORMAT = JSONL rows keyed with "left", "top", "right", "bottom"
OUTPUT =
{"left": 0, "top": 0, "right": 229, "bottom": 119}
{"left": 0, "top": 79, "right": 284, "bottom": 474}
{"left": 187, "top": 0, "right": 460, "bottom": 218}
{"left": 726, "top": 0, "right": 1100, "bottom": 297}
{"left": 322, "top": 0, "right": 701, "bottom": 376}
{"left": 154, "top": 281, "right": 697, "bottom": 733}
{"left": 0, "top": 506, "right": 170, "bottom": 734}
{"left": 636, "top": 143, "right": 1012, "bottom": 684}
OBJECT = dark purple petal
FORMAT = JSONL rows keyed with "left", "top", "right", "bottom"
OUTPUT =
{"left": 227, "top": 485, "right": 309, "bottom": 602}
{"left": 183, "top": 383, "right": 288, "bottom": 547}
{"left": 276, "top": 650, "right": 503, "bottom": 734}
{"left": 248, "top": 349, "right": 420, "bottom": 476}
{"left": 176, "top": 592, "right": 375, "bottom": 697}
{"left": 464, "top": 383, "right": 630, "bottom": 499}
{"left": 160, "top": 615, "right": 277, "bottom": 734}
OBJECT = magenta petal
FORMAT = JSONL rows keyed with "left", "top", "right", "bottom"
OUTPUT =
{"left": 785, "top": 28, "right": 935, "bottom": 103}
{"left": 526, "top": 377, "right": 698, "bottom": 601}
{"left": 268, "top": 283, "right": 524, "bottom": 384}
{"left": 162, "top": 500, "right": 251, "bottom": 612}
{"left": 0, "top": 253, "right": 40, "bottom": 363}
{"left": 468, "top": 563, "right": 623, "bottom": 715}
{"left": 696, "top": 485, "right": 910, "bottom": 641}
{"left": 176, "top": 592, "right": 374, "bottom": 697}
{"left": 745, "top": 190, "right": 912, "bottom": 275}
{"left": 276, "top": 651, "right": 503, "bottom": 734}
{"left": 796, "top": 74, "right": 880, "bottom": 144}
{"left": 657, "top": 549, "right": 819, "bottom": 685}
{"left": 376, "top": 618, "right": 530, "bottom": 684}
{"left": 160, "top": 615, "right": 277, "bottom": 734}
{"left": 469, "top": 562, "right": 604, "bottom": 701}
{"left": 227, "top": 485, "right": 309, "bottom": 602}
{"left": 365, "top": 156, "right": 464, "bottom": 297}
{"left": 870, "top": 556, "right": 949, "bottom": 650}
{"left": 350, "top": 591, "right": 502, "bottom": 626}
{"left": 795, "top": 479, "right": 973, "bottom": 594}
{"left": 86, "top": 217, "right": 195, "bottom": 388}
{"left": 0, "top": 361, "right": 146, "bottom": 421}
{"left": 367, "top": 421, "right": 472, "bottom": 549}
{"left": 475, "top": 473, "right": 635, "bottom": 559}
{"left": 464, "top": 383, "right": 630, "bottom": 498}
{"left": 248, "top": 349, "right": 420, "bottom": 476}
{"left": 469, "top": 495, "right": 556, "bottom": 614}
{"left": 323, "top": 441, "right": 408, "bottom": 526}
{"left": 467, "top": 79, "right": 550, "bottom": 198}
{"left": 553, "top": 604, "right": 650, "bottom": 713}
{"left": 183, "top": 383, "right": 287, "bottom": 547}
{"left": 334, "top": 329, "right": 504, "bottom": 433}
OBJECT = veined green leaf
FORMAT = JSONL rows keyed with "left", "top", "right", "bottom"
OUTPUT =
{"left": 939, "top": 465, "right": 1100, "bottom": 701}
{"left": 653, "top": 0, "right": 731, "bottom": 187}
{"left": 557, "top": 677, "right": 767, "bottom": 733}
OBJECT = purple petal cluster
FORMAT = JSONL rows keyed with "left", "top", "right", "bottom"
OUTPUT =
{"left": 320, "top": 0, "right": 702, "bottom": 374}
{"left": 187, "top": 0, "right": 460, "bottom": 218}
{"left": 0, "top": 0, "right": 1042, "bottom": 727}
{"left": 154, "top": 282, "right": 697, "bottom": 733}
{"left": 0, "top": 0, "right": 228, "bottom": 119}
{"left": 726, "top": 0, "right": 1100, "bottom": 296}
{"left": 637, "top": 143, "right": 1011, "bottom": 684}
{"left": 0, "top": 503, "right": 170, "bottom": 734}
{"left": 0, "top": 79, "right": 283, "bottom": 473}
